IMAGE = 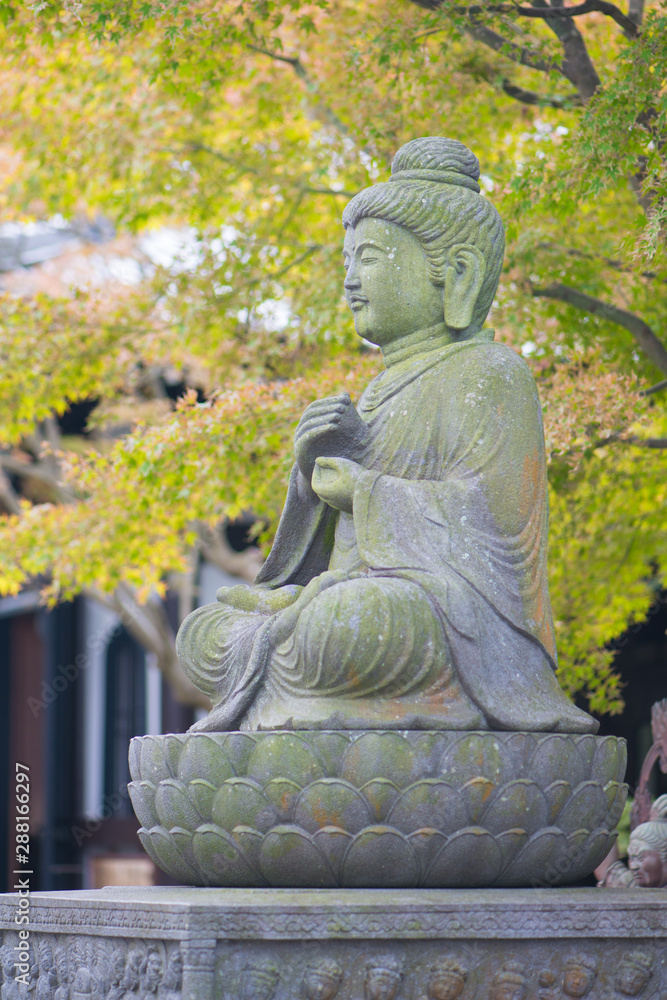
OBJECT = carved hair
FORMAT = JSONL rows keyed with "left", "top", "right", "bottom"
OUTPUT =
{"left": 621, "top": 950, "right": 654, "bottom": 975}
{"left": 429, "top": 959, "right": 467, "bottom": 981}
{"left": 649, "top": 793, "right": 667, "bottom": 820}
{"left": 493, "top": 962, "right": 525, "bottom": 986}
{"left": 565, "top": 955, "right": 597, "bottom": 974}
{"left": 305, "top": 959, "right": 343, "bottom": 982}
{"left": 629, "top": 820, "right": 667, "bottom": 862}
{"left": 365, "top": 957, "right": 403, "bottom": 978}
{"left": 342, "top": 137, "right": 505, "bottom": 335}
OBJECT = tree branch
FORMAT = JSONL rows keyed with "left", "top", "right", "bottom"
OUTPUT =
{"left": 0, "top": 468, "right": 21, "bottom": 516}
{"left": 493, "top": 1, "right": 638, "bottom": 38}
{"left": 536, "top": 241, "right": 667, "bottom": 283}
{"left": 195, "top": 522, "right": 264, "bottom": 583}
{"left": 530, "top": 0, "right": 601, "bottom": 100}
{"left": 0, "top": 455, "right": 75, "bottom": 502}
{"left": 532, "top": 282, "right": 667, "bottom": 376}
{"left": 642, "top": 378, "right": 667, "bottom": 397}
{"left": 594, "top": 433, "right": 667, "bottom": 450}
{"left": 502, "top": 78, "right": 581, "bottom": 107}
{"left": 462, "top": 20, "right": 558, "bottom": 75}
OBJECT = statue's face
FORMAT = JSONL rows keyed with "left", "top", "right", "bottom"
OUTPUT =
{"left": 343, "top": 218, "right": 444, "bottom": 347}
{"left": 491, "top": 983, "right": 525, "bottom": 1000}
{"left": 365, "top": 969, "right": 400, "bottom": 1000}
{"left": 303, "top": 970, "right": 339, "bottom": 1000}
{"left": 563, "top": 967, "right": 594, "bottom": 998}
{"left": 628, "top": 842, "right": 664, "bottom": 886}
{"left": 429, "top": 971, "right": 464, "bottom": 1000}
{"left": 616, "top": 963, "right": 649, "bottom": 996}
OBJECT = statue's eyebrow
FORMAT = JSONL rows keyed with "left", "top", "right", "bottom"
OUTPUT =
{"left": 355, "top": 240, "right": 385, "bottom": 254}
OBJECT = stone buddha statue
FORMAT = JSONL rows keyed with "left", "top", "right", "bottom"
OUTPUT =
{"left": 176, "top": 135, "right": 596, "bottom": 737}
{"left": 627, "top": 820, "right": 667, "bottom": 887}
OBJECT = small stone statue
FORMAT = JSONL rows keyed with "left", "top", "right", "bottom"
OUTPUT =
{"left": 158, "top": 948, "right": 182, "bottom": 1000}
{"left": 1, "top": 948, "right": 19, "bottom": 1000}
{"left": 176, "top": 135, "right": 597, "bottom": 738}
{"left": 627, "top": 820, "right": 667, "bottom": 887}
{"left": 363, "top": 959, "right": 403, "bottom": 1000}
{"left": 140, "top": 948, "right": 163, "bottom": 999}
{"left": 597, "top": 861, "right": 636, "bottom": 888}
{"left": 489, "top": 963, "right": 526, "bottom": 1000}
{"left": 53, "top": 948, "right": 70, "bottom": 1000}
{"left": 562, "top": 955, "right": 597, "bottom": 998}
{"left": 240, "top": 963, "right": 279, "bottom": 1000}
{"left": 421, "top": 959, "right": 468, "bottom": 1000}
{"left": 614, "top": 951, "right": 654, "bottom": 997}
{"left": 108, "top": 948, "right": 128, "bottom": 1000}
{"left": 300, "top": 959, "right": 343, "bottom": 1000}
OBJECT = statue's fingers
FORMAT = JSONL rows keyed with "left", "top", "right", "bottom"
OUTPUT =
{"left": 295, "top": 417, "right": 341, "bottom": 441}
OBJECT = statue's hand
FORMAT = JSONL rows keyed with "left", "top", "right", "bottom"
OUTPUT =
{"left": 311, "top": 456, "right": 363, "bottom": 513}
{"left": 294, "top": 392, "right": 369, "bottom": 480}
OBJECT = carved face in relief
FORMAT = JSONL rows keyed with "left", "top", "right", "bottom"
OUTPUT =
{"left": 364, "top": 966, "right": 402, "bottom": 1000}
{"left": 144, "top": 950, "right": 163, "bottom": 990}
{"left": 615, "top": 958, "right": 652, "bottom": 997}
{"left": 427, "top": 969, "right": 466, "bottom": 1000}
{"left": 563, "top": 962, "right": 596, "bottom": 998}
{"left": 343, "top": 218, "right": 445, "bottom": 348}
{"left": 241, "top": 968, "right": 279, "bottom": 1000}
{"left": 301, "top": 965, "right": 342, "bottom": 1000}
{"left": 490, "top": 976, "right": 525, "bottom": 1000}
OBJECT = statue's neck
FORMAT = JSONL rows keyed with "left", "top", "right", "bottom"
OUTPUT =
{"left": 380, "top": 323, "right": 456, "bottom": 367}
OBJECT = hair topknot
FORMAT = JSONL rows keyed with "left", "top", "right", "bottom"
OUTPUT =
{"left": 391, "top": 137, "right": 481, "bottom": 192}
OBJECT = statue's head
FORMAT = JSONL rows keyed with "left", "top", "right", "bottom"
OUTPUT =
{"left": 649, "top": 792, "right": 667, "bottom": 821}
{"left": 342, "top": 137, "right": 504, "bottom": 350}
{"left": 363, "top": 957, "right": 403, "bottom": 1000}
{"left": 615, "top": 951, "right": 653, "bottom": 996}
{"left": 562, "top": 955, "right": 596, "bottom": 998}
{"left": 426, "top": 958, "right": 467, "bottom": 1000}
{"left": 489, "top": 963, "right": 526, "bottom": 1000}
{"left": 628, "top": 820, "right": 667, "bottom": 886}
{"left": 301, "top": 958, "right": 343, "bottom": 1000}
{"left": 241, "top": 963, "right": 279, "bottom": 1000}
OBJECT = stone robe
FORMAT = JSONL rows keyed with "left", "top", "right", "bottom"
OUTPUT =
{"left": 177, "top": 335, "right": 597, "bottom": 734}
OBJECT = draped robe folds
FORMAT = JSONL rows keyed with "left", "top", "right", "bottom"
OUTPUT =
{"left": 176, "top": 336, "right": 598, "bottom": 735}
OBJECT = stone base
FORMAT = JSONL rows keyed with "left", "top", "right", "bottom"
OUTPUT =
{"left": 2, "top": 887, "right": 666, "bottom": 1000}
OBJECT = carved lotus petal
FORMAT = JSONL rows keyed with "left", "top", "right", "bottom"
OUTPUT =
{"left": 502, "top": 733, "right": 537, "bottom": 776}
{"left": 170, "top": 826, "right": 203, "bottom": 881}
{"left": 221, "top": 732, "right": 257, "bottom": 775}
{"left": 263, "top": 779, "right": 303, "bottom": 823}
{"left": 139, "top": 736, "right": 173, "bottom": 784}
{"left": 557, "top": 781, "right": 606, "bottom": 833}
{"left": 360, "top": 779, "right": 401, "bottom": 823}
{"left": 128, "top": 781, "right": 158, "bottom": 830}
{"left": 411, "top": 733, "right": 450, "bottom": 779}
{"left": 139, "top": 826, "right": 202, "bottom": 884}
{"left": 424, "top": 827, "right": 502, "bottom": 888}
{"left": 179, "top": 734, "right": 235, "bottom": 786}
{"left": 439, "top": 733, "right": 507, "bottom": 787}
{"left": 500, "top": 827, "right": 569, "bottom": 887}
{"left": 192, "top": 824, "right": 262, "bottom": 887}
{"left": 572, "top": 828, "right": 617, "bottom": 881}
{"left": 603, "top": 781, "right": 628, "bottom": 830}
{"left": 481, "top": 779, "right": 548, "bottom": 836}
{"left": 212, "top": 778, "right": 276, "bottom": 833}
{"left": 387, "top": 780, "right": 467, "bottom": 835}
{"left": 342, "top": 826, "right": 419, "bottom": 888}
{"left": 341, "top": 733, "right": 416, "bottom": 789}
{"left": 231, "top": 826, "right": 266, "bottom": 882}
{"left": 312, "top": 826, "right": 354, "bottom": 882}
{"left": 460, "top": 777, "right": 496, "bottom": 824}
{"left": 246, "top": 734, "right": 324, "bottom": 787}
{"left": 309, "top": 733, "right": 352, "bottom": 777}
{"left": 406, "top": 828, "right": 448, "bottom": 880}
{"left": 495, "top": 829, "right": 529, "bottom": 871}
{"left": 162, "top": 735, "right": 186, "bottom": 777}
{"left": 544, "top": 781, "right": 572, "bottom": 824}
{"left": 188, "top": 779, "right": 217, "bottom": 823}
{"left": 294, "top": 779, "right": 373, "bottom": 834}
{"left": 574, "top": 734, "right": 597, "bottom": 771}
{"left": 592, "top": 735, "right": 622, "bottom": 784}
{"left": 528, "top": 735, "right": 584, "bottom": 788}
{"left": 155, "top": 779, "right": 201, "bottom": 830}
{"left": 259, "top": 825, "right": 337, "bottom": 887}
{"left": 129, "top": 737, "right": 142, "bottom": 783}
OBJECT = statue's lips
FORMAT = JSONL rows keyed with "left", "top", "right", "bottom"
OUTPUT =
{"left": 348, "top": 296, "right": 368, "bottom": 311}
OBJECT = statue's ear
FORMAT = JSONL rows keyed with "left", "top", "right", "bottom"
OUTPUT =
{"left": 443, "top": 244, "right": 486, "bottom": 331}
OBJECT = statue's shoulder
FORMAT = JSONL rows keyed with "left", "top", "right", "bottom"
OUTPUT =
{"left": 437, "top": 339, "right": 538, "bottom": 395}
